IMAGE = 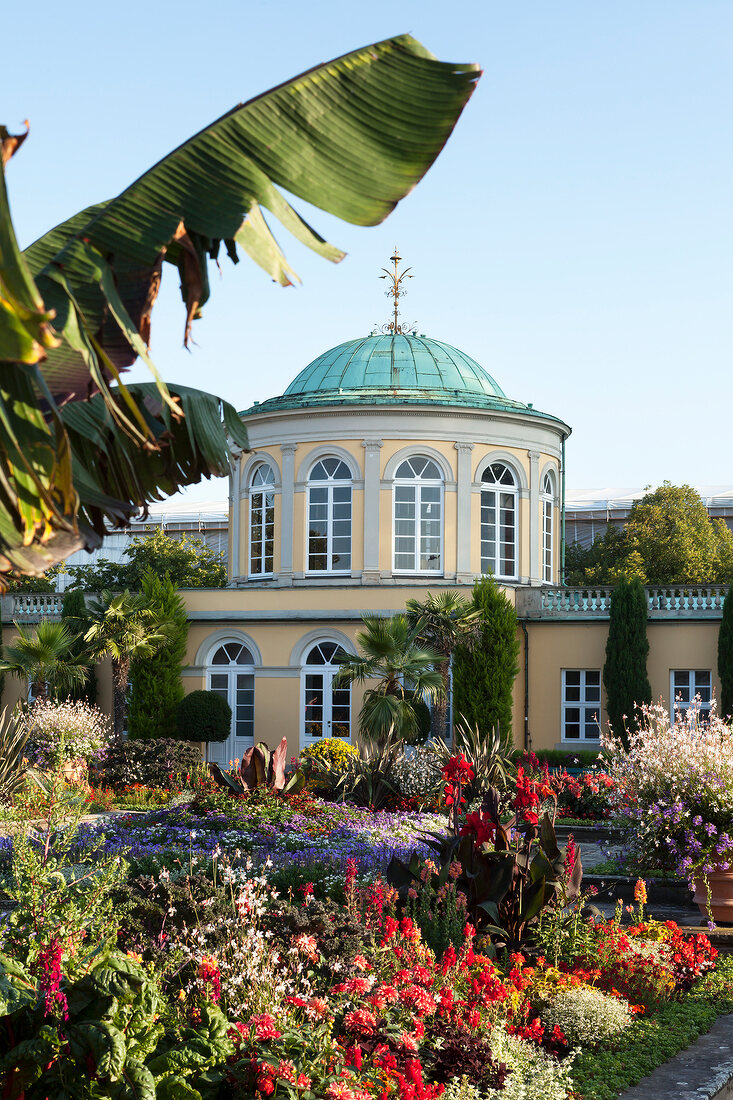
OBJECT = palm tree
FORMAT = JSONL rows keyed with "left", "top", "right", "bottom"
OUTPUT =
{"left": 84, "top": 592, "right": 170, "bottom": 737}
{"left": 335, "top": 615, "right": 443, "bottom": 745}
{"left": 0, "top": 620, "right": 89, "bottom": 701}
{"left": 406, "top": 592, "right": 482, "bottom": 741}
{"left": 0, "top": 37, "right": 478, "bottom": 581}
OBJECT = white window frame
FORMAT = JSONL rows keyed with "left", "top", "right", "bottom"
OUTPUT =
{"left": 301, "top": 640, "right": 352, "bottom": 744}
{"left": 671, "top": 669, "right": 712, "bottom": 724}
{"left": 306, "top": 458, "right": 352, "bottom": 575}
{"left": 206, "top": 641, "right": 256, "bottom": 764}
{"left": 392, "top": 456, "right": 444, "bottom": 575}
{"left": 480, "top": 463, "right": 518, "bottom": 580}
{"left": 248, "top": 464, "right": 276, "bottom": 578}
{"left": 542, "top": 472, "right": 554, "bottom": 583}
{"left": 561, "top": 669, "right": 602, "bottom": 742}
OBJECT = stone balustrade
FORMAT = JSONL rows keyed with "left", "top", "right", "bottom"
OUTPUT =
{"left": 1, "top": 592, "right": 65, "bottom": 622}
{"left": 516, "top": 584, "right": 729, "bottom": 620}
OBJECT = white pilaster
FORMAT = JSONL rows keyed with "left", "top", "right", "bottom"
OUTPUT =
{"left": 361, "top": 439, "right": 383, "bottom": 584}
{"left": 279, "top": 443, "right": 298, "bottom": 586}
{"left": 454, "top": 441, "right": 475, "bottom": 585}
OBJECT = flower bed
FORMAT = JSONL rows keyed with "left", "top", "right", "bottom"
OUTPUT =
{"left": 2, "top": 756, "right": 732, "bottom": 1099}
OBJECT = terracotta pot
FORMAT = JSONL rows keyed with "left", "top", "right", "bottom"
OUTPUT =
{"left": 693, "top": 865, "right": 733, "bottom": 923}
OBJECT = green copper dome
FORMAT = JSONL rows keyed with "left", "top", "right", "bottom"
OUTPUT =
{"left": 241, "top": 333, "right": 560, "bottom": 422}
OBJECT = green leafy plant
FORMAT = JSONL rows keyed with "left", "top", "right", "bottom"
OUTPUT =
{"left": 316, "top": 731, "right": 402, "bottom": 810}
{"left": 85, "top": 590, "right": 170, "bottom": 737}
{"left": 335, "top": 614, "right": 443, "bottom": 744}
{"left": 1, "top": 39, "right": 478, "bottom": 581}
{"left": 429, "top": 716, "right": 514, "bottom": 804}
{"left": 0, "top": 707, "right": 32, "bottom": 805}
{"left": 0, "top": 620, "right": 89, "bottom": 702}
{"left": 210, "top": 737, "right": 304, "bottom": 797}
{"left": 406, "top": 591, "right": 482, "bottom": 740}
{"left": 176, "top": 689, "right": 232, "bottom": 743}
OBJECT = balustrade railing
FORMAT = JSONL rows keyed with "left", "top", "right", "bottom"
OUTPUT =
{"left": 517, "top": 585, "right": 729, "bottom": 619}
{"left": 5, "top": 593, "right": 65, "bottom": 621}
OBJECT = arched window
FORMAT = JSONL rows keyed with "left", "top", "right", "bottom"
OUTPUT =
{"left": 302, "top": 640, "right": 351, "bottom": 742}
{"left": 542, "top": 472, "right": 554, "bottom": 583}
{"left": 207, "top": 641, "right": 255, "bottom": 764}
{"left": 249, "top": 464, "right": 275, "bottom": 576}
{"left": 307, "top": 458, "right": 352, "bottom": 573}
{"left": 480, "top": 463, "right": 518, "bottom": 579}
{"left": 393, "top": 456, "right": 443, "bottom": 573}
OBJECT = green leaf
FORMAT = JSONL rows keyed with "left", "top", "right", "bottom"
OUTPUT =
{"left": 156, "top": 1077, "right": 203, "bottom": 1100}
{"left": 66, "top": 1021, "right": 127, "bottom": 1080}
{"left": 120, "top": 1057, "right": 157, "bottom": 1100}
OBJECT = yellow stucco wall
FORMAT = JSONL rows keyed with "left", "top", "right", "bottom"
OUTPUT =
{"left": 234, "top": 436, "right": 561, "bottom": 584}
{"left": 522, "top": 619, "right": 723, "bottom": 752}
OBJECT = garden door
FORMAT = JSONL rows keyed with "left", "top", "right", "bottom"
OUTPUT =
{"left": 206, "top": 641, "right": 255, "bottom": 766}
{"left": 302, "top": 641, "right": 351, "bottom": 744}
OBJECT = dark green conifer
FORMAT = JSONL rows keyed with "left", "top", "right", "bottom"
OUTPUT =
{"left": 452, "top": 576, "right": 520, "bottom": 748}
{"left": 603, "top": 576, "right": 651, "bottom": 746}
{"left": 61, "top": 588, "right": 96, "bottom": 704}
{"left": 128, "top": 571, "right": 187, "bottom": 740}
{"left": 718, "top": 584, "right": 733, "bottom": 718}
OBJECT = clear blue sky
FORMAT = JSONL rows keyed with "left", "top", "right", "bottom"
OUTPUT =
{"left": 6, "top": 1, "right": 732, "bottom": 503}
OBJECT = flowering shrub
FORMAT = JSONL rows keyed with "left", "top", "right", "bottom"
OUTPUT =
{"left": 26, "top": 698, "right": 112, "bottom": 772}
{"left": 541, "top": 986, "right": 632, "bottom": 1046}
{"left": 391, "top": 745, "right": 442, "bottom": 804}
{"left": 100, "top": 737, "right": 201, "bottom": 789}
{"left": 603, "top": 699, "right": 733, "bottom": 900}
{"left": 517, "top": 752, "right": 616, "bottom": 820}
{"left": 301, "top": 736, "right": 359, "bottom": 796}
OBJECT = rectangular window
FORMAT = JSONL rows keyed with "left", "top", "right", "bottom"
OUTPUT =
{"left": 250, "top": 490, "right": 274, "bottom": 575}
{"left": 561, "top": 670, "right": 601, "bottom": 741}
{"left": 671, "top": 670, "right": 712, "bottom": 724}
{"left": 543, "top": 498, "right": 553, "bottom": 582}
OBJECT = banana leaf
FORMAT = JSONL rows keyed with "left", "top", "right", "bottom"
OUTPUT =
{"left": 0, "top": 35, "right": 478, "bottom": 580}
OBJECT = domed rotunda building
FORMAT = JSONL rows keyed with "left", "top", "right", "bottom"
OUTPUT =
{"left": 182, "top": 321, "right": 571, "bottom": 768}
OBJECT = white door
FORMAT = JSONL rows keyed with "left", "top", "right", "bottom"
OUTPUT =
{"left": 302, "top": 641, "right": 351, "bottom": 743}
{"left": 206, "top": 641, "right": 255, "bottom": 766}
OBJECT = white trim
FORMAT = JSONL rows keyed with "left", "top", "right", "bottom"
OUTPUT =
{"left": 392, "top": 457, "right": 444, "bottom": 577}
{"left": 383, "top": 444, "right": 454, "bottom": 482}
{"left": 560, "top": 668, "right": 602, "bottom": 742}
{"left": 195, "top": 629, "right": 263, "bottom": 668}
{"left": 296, "top": 444, "right": 360, "bottom": 484}
{"left": 241, "top": 452, "right": 282, "bottom": 490}
{"left": 479, "top": 462, "right": 519, "bottom": 581}
{"left": 670, "top": 669, "right": 712, "bottom": 722}
{"left": 474, "top": 450, "right": 529, "bottom": 492}
{"left": 305, "top": 458, "right": 353, "bottom": 576}
{"left": 289, "top": 627, "right": 354, "bottom": 667}
{"left": 298, "top": 634, "right": 353, "bottom": 746}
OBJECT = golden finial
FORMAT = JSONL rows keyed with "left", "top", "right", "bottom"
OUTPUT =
{"left": 373, "top": 248, "right": 417, "bottom": 335}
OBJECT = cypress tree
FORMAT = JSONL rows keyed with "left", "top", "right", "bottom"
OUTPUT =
{"left": 718, "top": 584, "right": 733, "bottom": 718}
{"left": 128, "top": 571, "right": 187, "bottom": 740}
{"left": 603, "top": 576, "right": 651, "bottom": 746}
{"left": 61, "top": 588, "right": 96, "bottom": 704}
{"left": 452, "top": 576, "right": 520, "bottom": 748}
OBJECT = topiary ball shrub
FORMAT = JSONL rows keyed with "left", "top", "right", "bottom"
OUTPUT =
{"left": 176, "top": 690, "right": 232, "bottom": 743}
{"left": 100, "top": 738, "right": 202, "bottom": 790}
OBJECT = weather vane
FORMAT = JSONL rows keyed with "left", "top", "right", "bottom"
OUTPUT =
{"left": 373, "top": 248, "right": 418, "bottom": 335}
